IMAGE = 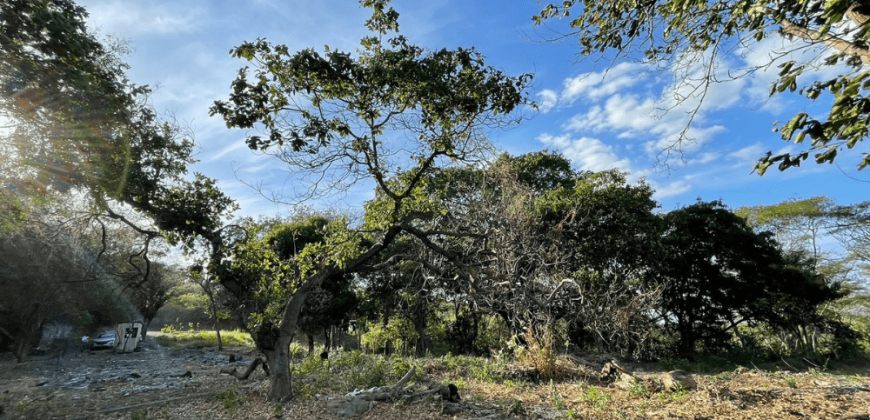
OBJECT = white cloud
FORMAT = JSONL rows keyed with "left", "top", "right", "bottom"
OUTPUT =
{"left": 538, "top": 133, "right": 633, "bottom": 173}
{"left": 210, "top": 140, "right": 248, "bottom": 162}
{"left": 651, "top": 180, "right": 692, "bottom": 199}
{"left": 85, "top": 1, "right": 204, "bottom": 36}
{"left": 729, "top": 144, "right": 766, "bottom": 165}
{"left": 561, "top": 62, "right": 648, "bottom": 104}
{"left": 536, "top": 89, "right": 558, "bottom": 113}
{"left": 687, "top": 152, "right": 719, "bottom": 165}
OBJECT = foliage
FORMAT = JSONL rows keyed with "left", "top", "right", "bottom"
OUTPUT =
{"left": 658, "top": 200, "right": 846, "bottom": 356}
{"left": 0, "top": 206, "right": 134, "bottom": 361}
{"left": 156, "top": 328, "right": 254, "bottom": 349}
{"left": 506, "top": 399, "right": 526, "bottom": 416}
{"left": 214, "top": 385, "right": 243, "bottom": 412}
{"left": 512, "top": 327, "right": 558, "bottom": 382}
{"left": 580, "top": 386, "right": 612, "bottom": 411}
{"left": 534, "top": 0, "right": 870, "bottom": 173}
{"left": 210, "top": 0, "right": 531, "bottom": 401}
{"left": 0, "top": 0, "right": 135, "bottom": 206}
{"left": 361, "top": 317, "right": 419, "bottom": 355}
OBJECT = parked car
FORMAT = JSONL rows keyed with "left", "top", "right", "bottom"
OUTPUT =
{"left": 90, "top": 331, "right": 117, "bottom": 349}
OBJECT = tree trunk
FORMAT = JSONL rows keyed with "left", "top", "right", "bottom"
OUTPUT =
{"left": 238, "top": 224, "right": 405, "bottom": 401}
{"left": 264, "top": 333, "right": 293, "bottom": 402}
{"left": 140, "top": 318, "right": 151, "bottom": 341}
{"left": 209, "top": 299, "right": 223, "bottom": 351}
{"left": 11, "top": 304, "right": 42, "bottom": 363}
{"left": 12, "top": 335, "right": 33, "bottom": 363}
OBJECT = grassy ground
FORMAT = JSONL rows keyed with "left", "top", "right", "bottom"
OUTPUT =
{"left": 141, "top": 329, "right": 869, "bottom": 419}
{"left": 154, "top": 327, "right": 255, "bottom": 349}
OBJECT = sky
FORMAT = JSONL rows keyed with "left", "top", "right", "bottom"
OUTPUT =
{"left": 76, "top": 0, "right": 870, "bottom": 219}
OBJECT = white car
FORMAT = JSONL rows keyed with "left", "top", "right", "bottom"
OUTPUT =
{"left": 90, "top": 331, "right": 117, "bottom": 349}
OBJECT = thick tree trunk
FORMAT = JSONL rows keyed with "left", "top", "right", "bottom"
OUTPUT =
{"left": 141, "top": 318, "right": 151, "bottom": 341}
{"left": 264, "top": 334, "right": 293, "bottom": 402}
{"left": 243, "top": 224, "right": 405, "bottom": 401}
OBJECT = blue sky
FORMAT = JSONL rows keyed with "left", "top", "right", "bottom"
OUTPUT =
{"left": 77, "top": 0, "right": 869, "bottom": 218}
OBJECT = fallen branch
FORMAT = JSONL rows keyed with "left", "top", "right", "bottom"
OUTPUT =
{"left": 220, "top": 356, "right": 268, "bottom": 380}
{"left": 100, "top": 392, "right": 214, "bottom": 415}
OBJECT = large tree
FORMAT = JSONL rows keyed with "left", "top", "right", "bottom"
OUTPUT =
{"left": 534, "top": 0, "right": 870, "bottom": 174}
{"left": 1, "top": 0, "right": 239, "bottom": 359}
{"left": 658, "top": 201, "right": 844, "bottom": 355}
{"left": 210, "top": 0, "right": 531, "bottom": 401}
{"left": 0, "top": 204, "right": 130, "bottom": 362}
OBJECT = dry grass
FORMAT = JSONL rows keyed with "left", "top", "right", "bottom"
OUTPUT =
{"left": 3, "top": 349, "right": 868, "bottom": 419}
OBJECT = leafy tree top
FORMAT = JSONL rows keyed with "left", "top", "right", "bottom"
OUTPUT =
{"left": 534, "top": 0, "right": 870, "bottom": 173}
{"left": 211, "top": 0, "right": 532, "bottom": 213}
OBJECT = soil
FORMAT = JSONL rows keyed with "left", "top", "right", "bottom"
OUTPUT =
{"left": 1, "top": 339, "right": 868, "bottom": 419}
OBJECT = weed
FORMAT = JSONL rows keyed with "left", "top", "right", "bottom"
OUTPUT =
{"left": 564, "top": 408, "right": 579, "bottom": 419}
{"left": 453, "top": 377, "right": 468, "bottom": 390}
{"left": 711, "top": 371, "right": 731, "bottom": 382}
{"left": 507, "top": 399, "right": 526, "bottom": 416}
{"left": 130, "top": 410, "right": 148, "bottom": 420}
{"left": 16, "top": 399, "right": 53, "bottom": 416}
{"left": 581, "top": 386, "right": 612, "bottom": 411}
{"left": 214, "top": 385, "right": 243, "bottom": 412}
{"left": 628, "top": 378, "right": 649, "bottom": 398}
{"left": 616, "top": 409, "right": 630, "bottom": 419}
{"left": 512, "top": 327, "right": 559, "bottom": 381}
{"left": 344, "top": 357, "right": 388, "bottom": 389}
{"left": 551, "top": 380, "right": 566, "bottom": 410}
{"left": 272, "top": 403, "right": 284, "bottom": 416}
{"left": 784, "top": 377, "right": 798, "bottom": 388}
{"left": 504, "top": 379, "right": 517, "bottom": 388}
{"left": 473, "top": 394, "right": 484, "bottom": 402}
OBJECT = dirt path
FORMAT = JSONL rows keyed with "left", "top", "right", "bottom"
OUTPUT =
{"left": 0, "top": 336, "right": 261, "bottom": 419}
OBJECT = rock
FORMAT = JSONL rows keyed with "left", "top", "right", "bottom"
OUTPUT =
{"left": 615, "top": 373, "right": 639, "bottom": 390}
{"left": 169, "top": 370, "right": 192, "bottom": 378}
{"left": 662, "top": 370, "right": 696, "bottom": 391}
{"left": 326, "top": 397, "right": 376, "bottom": 418}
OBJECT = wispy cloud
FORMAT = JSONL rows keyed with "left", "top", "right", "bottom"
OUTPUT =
{"left": 561, "top": 62, "right": 648, "bottom": 104}
{"left": 536, "top": 89, "right": 558, "bottom": 113}
{"left": 651, "top": 180, "right": 692, "bottom": 199}
{"left": 86, "top": 1, "right": 204, "bottom": 36}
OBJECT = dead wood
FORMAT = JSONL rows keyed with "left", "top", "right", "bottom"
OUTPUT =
{"left": 220, "top": 356, "right": 268, "bottom": 380}
{"left": 346, "top": 367, "right": 460, "bottom": 403}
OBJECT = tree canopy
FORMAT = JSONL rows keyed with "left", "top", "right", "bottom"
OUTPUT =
{"left": 211, "top": 0, "right": 532, "bottom": 401}
{"left": 534, "top": 0, "right": 870, "bottom": 174}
